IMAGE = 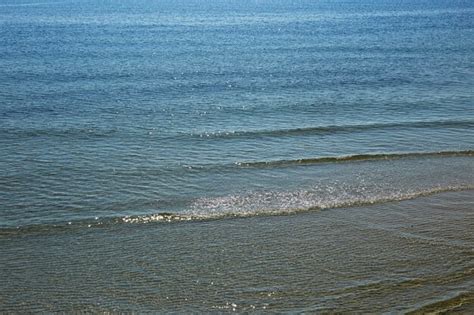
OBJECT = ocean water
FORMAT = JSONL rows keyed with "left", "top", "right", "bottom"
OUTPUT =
{"left": 0, "top": 0, "right": 473, "bottom": 312}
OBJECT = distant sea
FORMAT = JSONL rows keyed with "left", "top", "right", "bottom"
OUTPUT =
{"left": 1, "top": 0, "right": 473, "bottom": 312}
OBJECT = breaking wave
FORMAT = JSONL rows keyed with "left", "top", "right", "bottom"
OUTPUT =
{"left": 2, "top": 185, "right": 472, "bottom": 235}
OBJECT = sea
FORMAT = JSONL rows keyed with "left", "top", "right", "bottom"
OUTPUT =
{"left": 0, "top": 0, "right": 473, "bottom": 312}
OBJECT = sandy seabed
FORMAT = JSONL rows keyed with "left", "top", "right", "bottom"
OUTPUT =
{"left": 1, "top": 190, "right": 473, "bottom": 313}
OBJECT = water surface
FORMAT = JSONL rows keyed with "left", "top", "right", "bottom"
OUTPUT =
{"left": 0, "top": 0, "right": 473, "bottom": 312}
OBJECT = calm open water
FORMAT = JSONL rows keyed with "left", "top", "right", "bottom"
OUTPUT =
{"left": 0, "top": 0, "right": 473, "bottom": 312}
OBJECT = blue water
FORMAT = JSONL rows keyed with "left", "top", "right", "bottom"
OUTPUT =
{"left": 1, "top": 1, "right": 474, "bottom": 313}
{"left": 0, "top": 0, "right": 473, "bottom": 228}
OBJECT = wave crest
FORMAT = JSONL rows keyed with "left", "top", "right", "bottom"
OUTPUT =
{"left": 236, "top": 150, "right": 474, "bottom": 168}
{"left": 192, "top": 120, "right": 474, "bottom": 140}
{"left": 3, "top": 185, "right": 471, "bottom": 237}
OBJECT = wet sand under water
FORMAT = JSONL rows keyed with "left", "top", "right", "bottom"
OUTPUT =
{"left": 0, "top": 190, "right": 473, "bottom": 313}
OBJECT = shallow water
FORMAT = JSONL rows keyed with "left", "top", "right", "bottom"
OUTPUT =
{"left": 0, "top": 0, "right": 473, "bottom": 312}
{"left": 1, "top": 191, "right": 473, "bottom": 312}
